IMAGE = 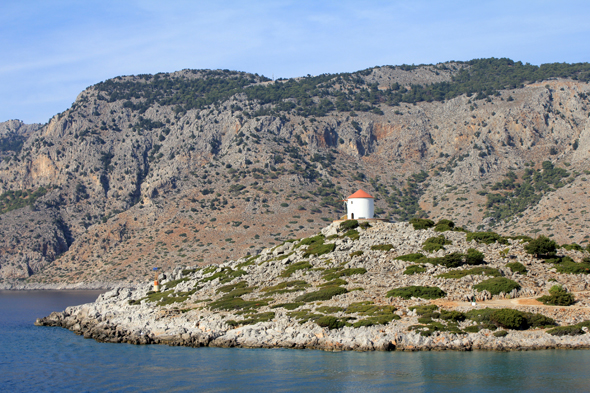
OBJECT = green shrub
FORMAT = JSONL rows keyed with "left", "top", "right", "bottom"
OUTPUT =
{"left": 525, "top": 312, "right": 556, "bottom": 328}
{"left": 537, "top": 285, "right": 575, "bottom": 306}
{"left": 358, "top": 222, "right": 372, "bottom": 230}
{"left": 280, "top": 262, "right": 312, "bottom": 277}
{"left": 423, "top": 235, "right": 452, "bottom": 252}
{"left": 434, "top": 252, "right": 465, "bottom": 268}
{"left": 466, "top": 231, "right": 508, "bottom": 245}
{"left": 350, "top": 250, "right": 364, "bottom": 257}
{"left": 343, "top": 229, "right": 360, "bottom": 240}
{"left": 465, "top": 248, "right": 485, "bottom": 265}
{"left": 339, "top": 220, "right": 359, "bottom": 231}
{"left": 404, "top": 265, "right": 426, "bottom": 275}
{"left": 320, "top": 278, "right": 348, "bottom": 287}
{"left": 240, "top": 312, "right": 275, "bottom": 325}
{"left": 490, "top": 309, "right": 526, "bottom": 330}
{"left": 409, "top": 304, "right": 439, "bottom": 315}
{"left": 295, "top": 286, "right": 348, "bottom": 302}
{"left": 506, "top": 262, "right": 528, "bottom": 274}
{"left": 473, "top": 277, "right": 521, "bottom": 295}
{"left": 562, "top": 243, "right": 584, "bottom": 251}
{"left": 467, "top": 307, "right": 554, "bottom": 330}
{"left": 316, "top": 316, "right": 345, "bottom": 330}
{"left": 262, "top": 280, "right": 310, "bottom": 294}
{"left": 395, "top": 253, "right": 425, "bottom": 262}
{"left": 316, "top": 306, "right": 344, "bottom": 313}
{"left": 209, "top": 297, "right": 269, "bottom": 311}
{"left": 434, "top": 219, "right": 455, "bottom": 232}
{"left": 524, "top": 235, "right": 557, "bottom": 256}
{"left": 410, "top": 218, "right": 435, "bottom": 230}
{"left": 347, "top": 302, "right": 399, "bottom": 327}
{"left": 547, "top": 320, "right": 590, "bottom": 336}
{"left": 304, "top": 242, "right": 336, "bottom": 257}
{"left": 439, "top": 310, "right": 466, "bottom": 322}
{"left": 494, "top": 330, "right": 508, "bottom": 337}
{"left": 217, "top": 281, "right": 249, "bottom": 294}
{"left": 371, "top": 244, "right": 394, "bottom": 251}
{"left": 547, "top": 326, "right": 584, "bottom": 336}
{"left": 545, "top": 256, "right": 590, "bottom": 274}
{"left": 386, "top": 285, "right": 446, "bottom": 300}
{"left": 437, "top": 266, "right": 500, "bottom": 279}
{"left": 296, "top": 234, "right": 325, "bottom": 248}
{"left": 271, "top": 302, "right": 304, "bottom": 310}
{"left": 322, "top": 267, "right": 367, "bottom": 281}
{"left": 464, "top": 325, "right": 481, "bottom": 333}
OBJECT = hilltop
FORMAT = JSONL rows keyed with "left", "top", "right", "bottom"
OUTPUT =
{"left": 36, "top": 219, "right": 590, "bottom": 351}
{"left": 1, "top": 58, "right": 590, "bottom": 287}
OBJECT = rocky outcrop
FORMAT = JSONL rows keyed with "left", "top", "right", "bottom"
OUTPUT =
{"left": 36, "top": 221, "right": 590, "bottom": 351}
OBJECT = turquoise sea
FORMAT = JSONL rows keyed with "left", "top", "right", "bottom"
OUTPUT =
{"left": 2, "top": 290, "right": 590, "bottom": 392}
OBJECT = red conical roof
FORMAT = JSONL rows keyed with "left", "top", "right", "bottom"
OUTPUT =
{"left": 345, "top": 189, "right": 374, "bottom": 199}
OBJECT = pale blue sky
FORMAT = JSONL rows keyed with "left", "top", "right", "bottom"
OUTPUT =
{"left": 2, "top": 0, "right": 589, "bottom": 123}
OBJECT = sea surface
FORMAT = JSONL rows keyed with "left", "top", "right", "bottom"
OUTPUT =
{"left": 2, "top": 290, "right": 590, "bottom": 392}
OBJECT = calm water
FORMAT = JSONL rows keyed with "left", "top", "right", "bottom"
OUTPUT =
{"left": 2, "top": 291, "right": 590, "bottom": 392}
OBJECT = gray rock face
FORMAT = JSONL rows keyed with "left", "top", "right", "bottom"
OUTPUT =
{"left": 2, "top": 64, "right": 590, "bottom": 285}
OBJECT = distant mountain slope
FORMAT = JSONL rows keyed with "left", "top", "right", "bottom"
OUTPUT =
{"left": 1, "top": 58, "right": 590, "bottom": 286}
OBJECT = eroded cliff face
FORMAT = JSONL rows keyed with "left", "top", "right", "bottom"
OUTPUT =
{"left": 1, "top": 63, "right": 590, "bottom": 285}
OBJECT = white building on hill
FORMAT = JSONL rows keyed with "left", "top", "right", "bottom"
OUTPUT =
{"left": 344, "top": 189, "right": 374, "bottom": 220}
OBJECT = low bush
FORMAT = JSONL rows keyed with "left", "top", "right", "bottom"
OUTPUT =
{"left": 349, "top": 250, "right": 364, "bottom": 257}
{"left": 466, "top": 231, "right": 508, "bottom": 245}
{"left": 409, "top": 304, "right": 439, "bottom": 315}
{"left": 537, "top": 285, "right": 575, "bottom": 306}
{"left": 320, "top": 278, "right": 348, "bottom": 287}
{"left": 473, "top": 277, "right": 521, "bottom": 295}
{"left": 561, "top": 243, "right": 585, "bottom": 252}
{"left": 280, "top": 262, "right": 312, "bottom": 277}
{"left": 322, "top": 267, "right": 367, "bottom": 281}
{"left": 386, "top": 285, "right": 446, "bottom": 300}
{"left": 524, "top": 235, "right": 557, "bottom": 257}
{"left": 209, "top": 297, "right": 269, "bottom": 311}
{"left": 545, "top": 256, "right": 590, "bottom": 274}
{"left": 239, "top": 312, "right": 275, "bottom": 325}
{"left": 490, "top": 309, "right": 526, "bottom": 329}
{"left": 395, "top": 253, "right": 425, "bottom": 262}
{"left": 494, "top": 330, "right": 508, "bottom": 337}
{"left": 339, "top": 220, "right": 359, "bottom": 231}
{"left": 316, "top": 316, "right": 345, "bottom": 330}
{"left": 343, "top": 229, "right": 360, "bottom": 240}
{"left": 437, "top": 266, "right": 500, "bottom": 279}
{"left": 262, "top": 280, "right": 310, "bottom": 294}
{"left": 466, "top": 307, "right": 554, "bottom": 330}
{"left": 346, "top": 302, "right": 400, "bottom": 327}
{"left": 316, "top": 306, "right": 343, "bottom": 313}
{"left": 506, "top": 262, "right": 528, "bottom": 274}
{"left": 410, "top": 218, "right": 435, "bottom": 230}
{"left": 304, "top": 242, "right": 336, "bottom": 257}
{"left": 295, "top": 286, "right": 348, "bottom": 302}
{"left": 465, "top": 248, "right": 485, "bottom": 265}
{"left": 423, "top": 235, "right": 452, "bottom": 252}
{"left": 434, "top": 219, "right": 455, "bottom": 232}
{"left": 547, "top": 320, "right": 590, "bottom": 336}
{"left": 439, "top": 310, "right": 466, "bottom": 322}
{"left": 271, "top": 302, "right": 304, "bottom": 310}
{"left": 371, "top": 244, "right": 394, "bottom": 251}
{"left": 404, "top": 265, "right": 426, "bottom": 275}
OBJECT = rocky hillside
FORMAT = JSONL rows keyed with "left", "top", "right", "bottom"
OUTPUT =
{"left": 2, "top": 58, "right": 590, "bottom": 286}
{"left": 35, "top": 219, "right": 590, "bottom": 351}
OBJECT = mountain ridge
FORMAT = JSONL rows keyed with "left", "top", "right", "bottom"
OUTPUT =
{"left": 1, "top": 58, "right": 590, "bottom": 286}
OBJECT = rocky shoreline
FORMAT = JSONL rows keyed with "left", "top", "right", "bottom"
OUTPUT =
{"left": 35, "top": 221, "right": 590, "bottom": 352}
